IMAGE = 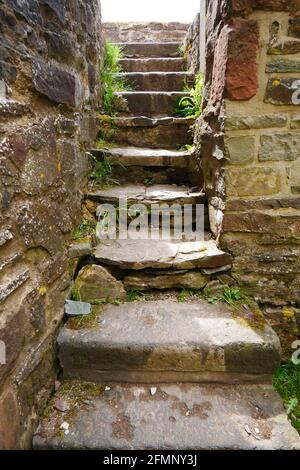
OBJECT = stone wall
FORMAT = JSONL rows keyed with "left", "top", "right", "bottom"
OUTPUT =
{"left": 184, "top": 13, "right": 200, "bottom": 73}
{"left": 0, "top": 0, "right": 103, "bottom": 448}
{"left": 195, "top": 0, "right": 300, "bottom": 306}
{"left": 103, "top": 22, "right": 189, "bottom": 43}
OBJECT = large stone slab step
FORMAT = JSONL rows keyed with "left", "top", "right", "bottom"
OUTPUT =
{"left": 115, "top": 91, "right": 188, "bottom": 116}
{"left": 115, "top": 72, "right": 193, "bottom": 91}
{"left": 57, "top": 300, "right": 281, "bottom": 383}
{"left": 87, "top": 184, "right": 205, "bottom": 206}
{"left": 33, "top": 382, "right": 300, "bottom": 449}
{"left": 93, "top": 239, "right": 231, "bottom": 271}
{"left": 119, "top": 57, "right": 186, "bottom": 73}
{"left": 117, "top": 42, "right": 182, "bottom": 58}
{"left": 58, "top": 299, "right": 280, "bottom": 383}
{"left": 101, "top": 116, "right": 193, "bottom": 149}
{"left": 91, "top": 147, "right": 190, "bottom": 168}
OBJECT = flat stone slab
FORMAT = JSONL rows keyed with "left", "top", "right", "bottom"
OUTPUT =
{"left": 58, "top": 300, "right": 281, "bottom": 383}
{"left": 116, "top": 42, "right": 182, "bottom": 58}
{"left": 114, "top": 72, "right": 193, "bottom": 92}
{"left": 112, "top": 116, "right": 193, "bottom": 127}
{"left": 119, "top": 57, "right": 186, "bottom": 73}
{"left": 87, "top": 184, "right": 205, "bottom": 206}
{"left": 91, "top": 147, "right": 190, "bottom": 167}
{"left": 33, "top": 382, "right": 300, "bottom": 449}
{"left": 93, "top": 239, "right": 231, "bottom": 270}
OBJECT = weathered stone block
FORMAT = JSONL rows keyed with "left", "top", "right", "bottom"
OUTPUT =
{"left": 291, "top": 113, "right": 300, "bottom": 129}
{"left": 265, "top": 78, "right": 300, "bottom": 105}
{"left": 0, "top": 60, "right": 17, "bottom": 83}
{"left": 0, "top": 229, "right": 13, "bottom": 247}
{"left": 225, "top": 114, "right": 287, "bottom": 130}
{"left": 14, "top": 199, "right": 65, "bottom": 255}
{"left": 40, "top": 0, "right": 66, "bottom": 23}
{"left": 289, "top": 19, "right": 300, "bottom": 38}
{"left": 0, "top": 270, "right": 29, "bottom": 304}
{"left": 255, "top": 0, "right": 300, "bottom": 10}
{"left": 0, "top": 308, "right": 26, "bottom": 383}
{"left": 223, "top": 210, "right": 300, "bottom": 235}
{"left": 68, "top": 242, "right": 92, "bottom": 259}
{"left": 44, "top": 31, "right": 75, "bottom": 62}
{"left": 259, "top": 134, "right": 300, "bottom": 161}
{"left": 225, "top": 167, "right": 282, "bottom": 197}
{"left": 290, "top": 158, "right": 300, "bottom": 194}
{"left": 266, "top": 59, "right": 300, "bottom": 73}
{"left": 74, "top": 265, "right": 126, "bottom": 303}
{"left": 268, "top": 41, "right": 300, "bottom": 55}
{"left": 32, "top": 58, "right": 82, "bottom": 107}
{"left": 225, "top": 135, "right": 255, "bottom": 164}
{"left": 7, "top": 0, "right": 42, "bottom": 26}
{"left": 0, "top": 390, "right": 20, "bottom": 449}
{"left": 124, "top": 271, "right": 209, "bottom": 291}
{"left": 226, "top": 18, "right": 259, "bottom": 101}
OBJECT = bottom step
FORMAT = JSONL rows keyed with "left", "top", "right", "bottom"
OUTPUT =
{"left": 33, "top": 382, "right": 300, "bottom": 450}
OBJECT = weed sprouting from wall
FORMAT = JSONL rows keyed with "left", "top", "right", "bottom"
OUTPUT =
{"left": 101, "top": 42, "right": 131, "bottom": 115}
{"left": 174, "top": 73, "right": 204, "bottom": 118}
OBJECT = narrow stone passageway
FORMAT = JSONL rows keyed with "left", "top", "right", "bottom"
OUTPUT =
{"left": 32, "top": 27, "right": 300, "bottom": 450}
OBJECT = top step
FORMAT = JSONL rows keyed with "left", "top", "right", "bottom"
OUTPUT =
{"left": 104, "top": 22, "right": 189, "bottom": 43}
{"left": 116, "top": 42, "right": 183, "bottom": 58}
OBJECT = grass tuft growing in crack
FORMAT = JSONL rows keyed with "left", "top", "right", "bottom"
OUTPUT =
{"left": 101, "top": 42, "right": 131, "bottom": 116}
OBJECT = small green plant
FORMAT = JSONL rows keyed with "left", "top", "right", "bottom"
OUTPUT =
{"left": 177, "top": 44, "right": 185, "bottom": 57}
{"left": 177, "top": 289, "right": 197, "bottom": 303}
{"left": 206, "top": 286, "right": 242, "bottom": 306}
{"left": 273, "top": 362, "right": 300, "bottom": 434}
{"left": 71, "top": 220, "right": 95, "bottom": 240}
{"left": 143, "top": 172, "right": 154, "bottom": 186}
{"left": 88, "top": 152, "right": 122, "bottom": 187}
{"left": 101, "top": 42, "right": 131, "bottom": 115}
{"left": 174, "top": 73, "right": 204, "bottom": 119}
{"left": 126, "top": 290, "right": 141, "bottom": 302}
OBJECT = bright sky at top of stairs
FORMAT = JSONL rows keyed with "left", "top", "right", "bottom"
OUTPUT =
{"left": 101, "top": 0, "right": 200, "bottom": 22}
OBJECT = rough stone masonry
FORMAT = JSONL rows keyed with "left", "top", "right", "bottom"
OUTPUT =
{"left": 0, "top": 0, "right": 103, "bottom": 448}
{"left": 195, "top": 0, "right": 300, "bottom": 307}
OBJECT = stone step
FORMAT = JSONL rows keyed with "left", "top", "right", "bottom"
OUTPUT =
{"left": 115, "top": 72, "right": 193, "bottom": 91}
{"left": 104, "top": 22, "right": 189, "bottom": 44}
{"left": 117, "top": 42, "right": 182, "bottom": 58}
{"left": 57, "top": 300, "right": 280, "bottom": 383}
{"left": 33, "top": 382, "right": 300, "bottom": 450}
{"left": 93, "top": 239, "right": 231, "bottom": 271}
{"left": 115, "top": 91, "right": 188, "bottom": 116}
{"left": 119, "top": 57, "right": 187, "bottom": 73}
{"left": 101, "top": 116, "right": 193, "bottom": 149}
{"left": 87, "top": 184, "right": 205, "bottom": 207}
{"left": 91, "top": 147, "right": 190, "bottom": 168}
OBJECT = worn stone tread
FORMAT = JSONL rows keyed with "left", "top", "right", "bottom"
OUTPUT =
{"left": 58, "top": 300, "right": 280, "bottom": 383}
{"left": 114, "top": 72, "right": 193, "bottom": 91}
{"left": 115, "top": 91, "right": 188, "bottom": 116}
{"left": 119, "top": 57, "right": 186, "bottom": 73}
{"left": 111, "top": 116, "right": 194, "bottom": 127}
{"left": 93, "top": 239, "right": 231, "bottom": 270}
{"left": 33, "top": 382, "right": 300, "bottom": 449}
{"left": 116, "top": 42, "right": 182, "bottom": 58}
{"left": 87, "top": 184, "right": 205, "bottom": 206}
{"left": 91, "top": 147, "right": 190, "bottom": 167}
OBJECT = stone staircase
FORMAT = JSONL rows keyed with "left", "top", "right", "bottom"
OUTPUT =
{"left": 33, "top": 39, "right": 300, "bottom": 450}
